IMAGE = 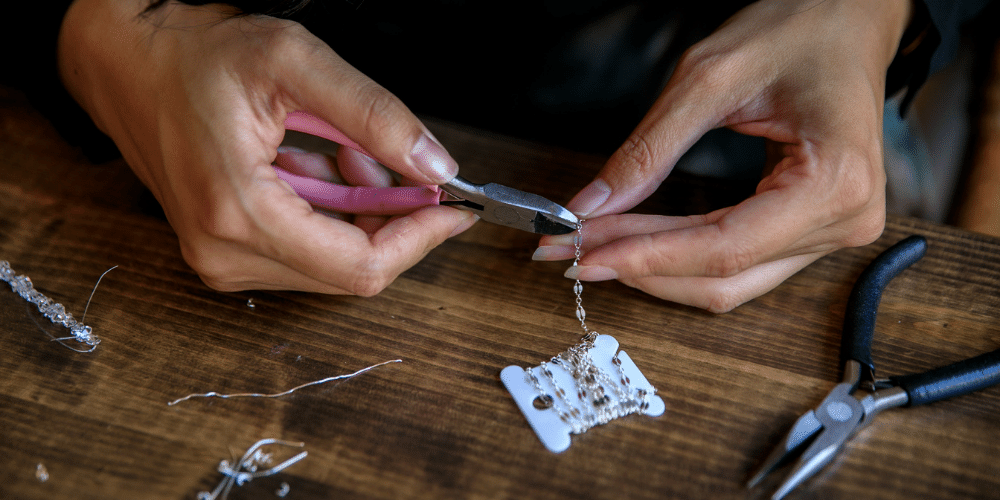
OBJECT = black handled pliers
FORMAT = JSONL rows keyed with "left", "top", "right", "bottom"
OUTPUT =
{"left": 747, "top": 235, "right": 1000, "bottom": 500}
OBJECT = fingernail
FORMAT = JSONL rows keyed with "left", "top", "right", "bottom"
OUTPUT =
{"left": 541, "top": 232, "right": 578, "bottom": 247}
{"left": 449, "top": 214, "right": 479, "bottom": 237}
{"left": 276, "top": 146, "right": 308, "bottom": 154}
{"left": 531, "top": 245, "right": 576, "bottom": 261}
{"left": 566, "top": 179, "right": 611, "bottom": 217}
{"left": 564, "top": 265, "right": 618, "bottom": 281}
{"left": 411, "top": 134, "right": 458, "bottom": 184}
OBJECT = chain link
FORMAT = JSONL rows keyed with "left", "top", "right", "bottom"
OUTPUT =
{"left": 523, "top": 220, "right": 654, "bottom": 434}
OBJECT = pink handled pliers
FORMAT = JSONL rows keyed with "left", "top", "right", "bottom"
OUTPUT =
{"left": 278, "top": 112, "right": 578, "bottom": 235}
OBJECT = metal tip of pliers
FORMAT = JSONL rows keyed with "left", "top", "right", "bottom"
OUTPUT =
{"left": 532, "top": 208, "right": 579, "bottom": 235}
{"left": 441, "top": 176, "right": 578, "bottom": 235}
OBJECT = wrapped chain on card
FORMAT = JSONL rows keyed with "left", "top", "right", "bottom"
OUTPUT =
{"left": 501, "top": 222, "right": 664, "bottom": 452}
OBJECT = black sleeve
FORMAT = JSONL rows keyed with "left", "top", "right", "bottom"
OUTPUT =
{"left": 1, "top": 2, "right": 120, "bottom": 162}
{"left": 887, "top": 0, "right": 993, "bottom": 115}
{"left": 923, "top": 0, "right": 994, "bottom": 72}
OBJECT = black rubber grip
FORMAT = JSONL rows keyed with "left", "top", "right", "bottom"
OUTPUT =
{"left": 841, "top": 236, "right": 928, "bottom": 371}
{"left": 890, "top": 348, "right": 1000, "bottom": 406}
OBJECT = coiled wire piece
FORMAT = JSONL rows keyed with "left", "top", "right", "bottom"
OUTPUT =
{"left": 198, "top": 438, "right": 307, "bottom": 500}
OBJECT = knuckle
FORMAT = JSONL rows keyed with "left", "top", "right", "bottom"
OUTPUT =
{"left": 628, "top": 234, "right": 674, "bottom": 277}
{"left": 830, "top": 151, "right": 884, "bottom": 212}
{"left": 704, "top": 289, "right": 746, "bottom": 314}
{"left": 615, "top": 133, "right": 656, "bottom": 180}
{"left": 704, "top": 242, "right": 756, "bottom": 279}
{"left": 842, "top": 210, "right": 886, "bottom": 248}
{"left": 263, "top": 20, "right": 314, "bottom": 56}
{"left": 673, "top": 45, "right": 741, "bottom": 93}
{"left": 193, "top": 201, "right": 249, "bottom": 248}
{"left": 348, "top": 259, "right": 393, "bottom": 297}
{"left": 827, "top": 153, "right": 887, "bottom": 248}
{"left": 179, "top": 241, "right": 244, "bottom": 292}
{"left": 356, "top": 83, "right": 407, "bottom": 141}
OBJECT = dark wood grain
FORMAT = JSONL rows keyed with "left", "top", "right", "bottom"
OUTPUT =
{"left": 1, "top": 85, "right": 999, "bottom": 500}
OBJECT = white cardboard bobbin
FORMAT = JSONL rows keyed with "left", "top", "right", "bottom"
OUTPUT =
{"left": 501, "top": 334, "right": 665, "bottom": 453}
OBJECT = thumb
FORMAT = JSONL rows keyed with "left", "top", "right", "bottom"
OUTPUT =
{"left": 279, "top": 32, "right": 458, "bottom": 185}
{"left": 566, "top": 98, "right": 714, "bottom": 218}
{"left": 565, "top": 134, "right": 680, "bottom": 219}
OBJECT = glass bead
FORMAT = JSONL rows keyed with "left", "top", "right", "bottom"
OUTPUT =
{"left": 70, "top": 324, "right": 92, "bottom": 341}
{"left": 575, "top": 306, "right": 586, "bottom": 322}
{"left": 43, "top": 303, "right": 65, "bottom": 320}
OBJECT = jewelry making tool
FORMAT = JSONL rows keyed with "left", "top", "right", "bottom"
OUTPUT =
{"left": 279, "top": 112, "right": 578, "bottom": 235}
{"left": 501, "top": 222, "right": 664, "bottom": 453}
{"left": 747, "top": 235, "right": 1000, "bottom": 499}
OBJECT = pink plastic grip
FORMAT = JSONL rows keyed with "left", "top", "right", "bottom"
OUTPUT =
{"left": 274, "top": 167, "right": 443, "bottom": 215}
{"left": 280, "top": 111, "right": 442, "bottom": 215}
{"left": 284, "top": 111, "right": 372, "bottom": 156}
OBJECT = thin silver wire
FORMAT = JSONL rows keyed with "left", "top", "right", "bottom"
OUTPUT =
{"left": 198, "top": 439, "right": 307, "bottom": 500}
{"left": 50, "top": 265, "right": 118, "bottom": 349}
{"left": 167, "top": 359, "right": 402, "bottom": 406}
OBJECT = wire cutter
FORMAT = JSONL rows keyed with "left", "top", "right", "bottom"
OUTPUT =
{"left": 277, "top": 111, "right": 578, "bottom": 235}
{"left": 747, "top": 235, "right": 1000, "bottom": 499}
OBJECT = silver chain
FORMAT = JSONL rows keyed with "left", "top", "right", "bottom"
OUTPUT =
{"left": 525, "top": 221, "right": 654, "bottom": 434}
{"left": 571, "top": 224, "right": 596, "bottom": 343}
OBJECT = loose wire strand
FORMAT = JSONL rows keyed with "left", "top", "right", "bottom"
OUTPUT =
{"left": 49, "top": 265, "right": 118, "bottom": 350}
{"left": 168, "top": 359, "right": 402, "bottom": 406}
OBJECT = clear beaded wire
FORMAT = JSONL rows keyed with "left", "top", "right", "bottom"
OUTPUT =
{"left": 1, "top": 260, "right": 101, "bottom": 351}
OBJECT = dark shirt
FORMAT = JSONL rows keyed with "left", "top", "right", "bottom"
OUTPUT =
{"left": 2, "top": 0, "right": 991, "bottom": 161}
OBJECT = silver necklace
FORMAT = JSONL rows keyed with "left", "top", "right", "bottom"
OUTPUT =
{"left": 501, "top": 222, "right": 664, "bottom": 452}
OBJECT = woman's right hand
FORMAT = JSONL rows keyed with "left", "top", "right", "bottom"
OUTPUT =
{"left": 58, "top": 0, "right": 477, "bottom": 295}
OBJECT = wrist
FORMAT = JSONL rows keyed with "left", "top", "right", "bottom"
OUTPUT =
{"left": 57, "top": 0, "right": 157, "bottom": 134}
{"left": 846, "top": 0, "right": 914, "bottom": 70}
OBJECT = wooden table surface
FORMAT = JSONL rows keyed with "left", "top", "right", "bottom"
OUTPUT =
{"left": 2, "top": 85, "right": 999, "bottom": 500}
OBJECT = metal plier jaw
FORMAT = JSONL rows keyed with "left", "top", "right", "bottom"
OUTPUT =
{"left": 440, "top": 176, "right": 579, "bottom": 235}
{"left": 746, "top": 359, "right": 909, "bottom": 500}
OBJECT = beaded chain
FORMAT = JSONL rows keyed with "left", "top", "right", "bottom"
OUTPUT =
{"left": 523, "top": 222, "right": 655, "bottom": 434}
{"left": 1, "top": 260, "right": 101, "bottom": 351}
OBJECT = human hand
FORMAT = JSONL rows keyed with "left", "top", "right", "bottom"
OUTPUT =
{"left": 58, "top": 0, "right": 476, "bottom": 295}
{"left": 535, "top": 0, "right": 913, "bottom": 312}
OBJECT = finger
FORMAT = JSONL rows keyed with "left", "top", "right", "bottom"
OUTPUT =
{"left": 570, "top": 158, "right": 884, "bottom": 280}
{"left": 533, "top": 212, "right": 728, "bottom": 261}
{"left": 274, "top": 147, "right": 341, "bottom": 182}
{"left": 334, "top": 147, "right": 396, "bottom": 231}
{"left": 188, "top": 241, "right": 353, "bottom": 293}
{"left": 272, "top": 148, "right": 356, "bottom": 221}
{"left": 245, "top": 173, "right": 477, "bottom": 295}
{"left": 277, "top": 31, "right": 458, "bottom": 185}
{"left": 565, "top": 47, "right": 768, "bottom": 219}
{"left": 619, "top": 251, "right": 827, "bottom": 313}
{"left": 354, "top": 215, "right": 389, "bottom": 236}
{"left": 336, "top": 146, "right": 393, "bottom": 188}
